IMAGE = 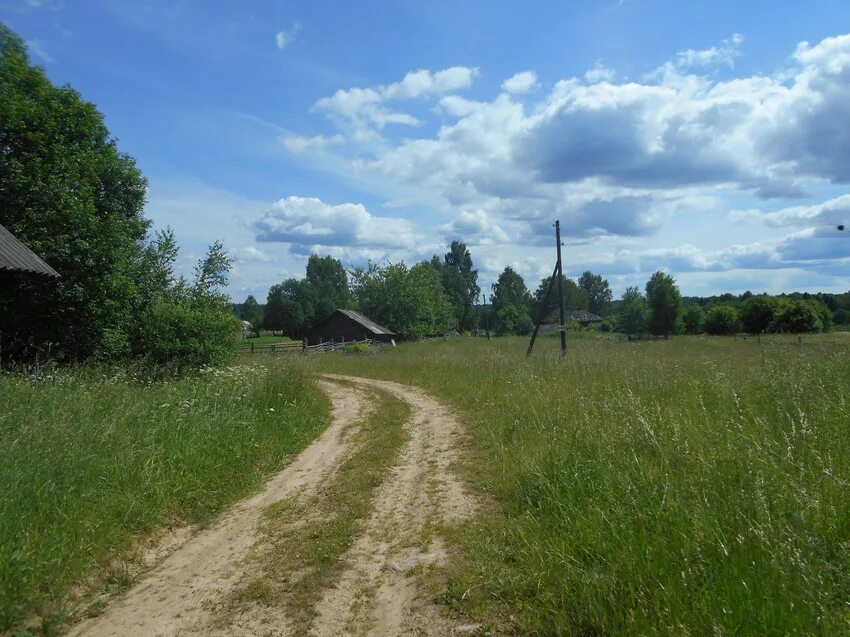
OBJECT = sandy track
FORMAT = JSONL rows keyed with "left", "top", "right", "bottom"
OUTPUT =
{"left": 310, "top": 375, "right": 475, "bottom": 636}
{"left": 67, "top": 380, "right": 364, "bottom": 637}
{"left": 67, "top": 375, "right": 474, "bottom": 637}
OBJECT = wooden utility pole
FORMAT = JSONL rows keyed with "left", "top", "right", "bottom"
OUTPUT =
{"left": 482, "top": 293, "right": 491, "bottom": 341}
{"left": 555, "top": 220, "right": 567, "bottom": 355}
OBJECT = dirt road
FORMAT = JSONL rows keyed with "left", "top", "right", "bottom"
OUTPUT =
{"left": 68, "top": 375, "right": 474, "bottom": 636}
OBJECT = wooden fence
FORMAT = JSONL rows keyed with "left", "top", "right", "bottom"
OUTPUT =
{"left": 245, "top": 338, "right": 374, "bottom": 355}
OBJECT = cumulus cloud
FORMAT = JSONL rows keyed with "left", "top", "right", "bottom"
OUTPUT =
{"left": 252, "top": 196, "right": 419, "bottom": 250}
{"left": 275, "top": 22, "right": 301, "bottom": 50}
{"left": 501, "top": 71, "right": 539, "bottom": 94}
{"left": 675, "top": 33, "right": 743, "bottom": 68}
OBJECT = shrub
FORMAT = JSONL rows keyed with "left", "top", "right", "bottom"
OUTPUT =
{"left": 342, "top": 342, "right": 371, "bottom": 354}
{"left": 599, "top": 320, "right": 612, "bottom": 332}
{"left": 770, "top": 300, "right": 823, "bottom": 333}
{"left": 703, "top": 304, "right": 741, "bottom": 335}
{"left": 740, "top": 295, "right": 778, "bottom": 333}
{"left": 682, "top": 305, "right": 704, "bottom": 334}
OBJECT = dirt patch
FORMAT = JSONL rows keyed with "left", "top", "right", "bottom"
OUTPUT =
{"left": 66, "top": 380, "right": 364, "bottom": 637}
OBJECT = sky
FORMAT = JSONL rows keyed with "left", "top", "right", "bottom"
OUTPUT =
{"left": 3, "top": 0, "right": 850, "bottom": 302}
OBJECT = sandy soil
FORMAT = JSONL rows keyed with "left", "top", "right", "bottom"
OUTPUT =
{"left": 66, "top": 375, "right": 475, "bottom": 637}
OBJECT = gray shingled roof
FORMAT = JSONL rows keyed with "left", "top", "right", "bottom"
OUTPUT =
{"left": 0, "top": 223, "right": 60, "bottom": 277}
{"left": 337, "top": 309, "right": 395, "bottom": 335}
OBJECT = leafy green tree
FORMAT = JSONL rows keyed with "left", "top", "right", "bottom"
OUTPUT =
{"left": 305, "top": 255, "right": 351, "bottom": 322}
{"left": 770, "top": 300, "right": 822, "bottom": 333}
{"left": 617, "top": 286, "right": 649, "bottom": 335}
{"left": 645, "top": 271, "right": 682, "bottom": 337}
{"left": 703, "top": 304, "right": 741, "bottom": 335}
{"left": 491, "top": 267, "right": 531, "bottom": 334}
{"left": 240, "top": 295, "right": 263, "bottom": 336}
{"left": 834, "top": 308, "right": 850, "bottom": 326}
{"left": 578, "top": 271, "right": 613, "bottom": 315}
{"left": 531, "top": 275, "right": 588, "bottom": 320}
{"left": 682, "top": 305, "right": 704, "bottom": 334}
{"left": 0, "top": 24, "right": 148, "bottom": 362}
{"left": 439, "top": 241, "right": 480, "bottom": 331}
{"left": 265, "top": 278, "right": 313, "bottom": 338}
{"left": 351, "top": 261, "right": 455, "bottom": 339}
{"left": 740, "top": 295, "right": 778, "bottom": 334}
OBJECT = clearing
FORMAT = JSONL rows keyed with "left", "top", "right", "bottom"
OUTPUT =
{"left": 67, "top": 375, "right": 475, "bottom": 636}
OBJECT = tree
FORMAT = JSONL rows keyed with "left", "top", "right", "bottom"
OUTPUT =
{"left": 578, "top": 271, "right": 613, "bottom": 315}
{"left": 617, "top": 286, "right": 648, "bottom": 335}
{"left": 740, "top": 295, "right": 778, "bottom": 334}
{"left": 265, "top": 278, "right": 313, "bottom": 338}
{"left": 305, "top": 255, "right": 351, "bottom": 322}
{"left": 531, "top": 275, "right": 588, "bottom": 320}
{"left": 682, "top": 305, "right": 704, "bottom": 334}
{"left": 439, "top": 241, "right": 480, "bottom": 331}
{"left": 491, "top": 267, "right": 531, "bottom": 335}
{"left": 0, "top": 25, "right": 149, "bottom": 362}
{"left": 350, "top": 261, "right": 455, "bottom": 339}
{"left": 240, "top": 295, "right": 262, "bottom": 336}
{"left": 770, "top": 300, "right": 822, "bottom": 333}
{"left": 645, "top": 271, "right": 682, "bottom": 337}
{"left": 703, "top": 304, "right": 741, "bottom": 335}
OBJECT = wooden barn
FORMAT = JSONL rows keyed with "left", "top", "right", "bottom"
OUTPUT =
{"left": 307, "top": 309, "right": 395, "bottom": 345}
{"left": 0, "top": 223, "right": 59, "bottom": 279}
{"left": 539, "top": 309, "right": 603, "bottom": 334}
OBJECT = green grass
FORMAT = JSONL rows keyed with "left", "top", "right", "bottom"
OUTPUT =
{"left": 0, "top": 360, "right": 329, "bottom": 633}
{"left": 225, "top": 380, "right": 410, "bottom": 634}
{"left": 236, "top": 334, "right": 297, "bottom": 352}
{"left": 308, "top": 334, "right": 850, "bottom": 635}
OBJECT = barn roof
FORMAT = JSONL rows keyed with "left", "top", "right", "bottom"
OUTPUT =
{"left": 0, "top": 223, "right": 60, "bottom": 277}
{"left": 336, "top": 309, "right": 395, "bottom": 335}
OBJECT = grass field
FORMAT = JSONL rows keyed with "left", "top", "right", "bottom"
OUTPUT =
{"left": 0, "top": 361, "right": 328, "bottom": 632}
{"left": 308, "top": 334, "right": 850, "bottom": 635}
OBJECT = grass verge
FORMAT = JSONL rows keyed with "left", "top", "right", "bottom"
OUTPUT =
{"left": 223, "top": 379, "right": 409, "bottom": 635}
{"left": 308, "top": 334, "right": 850, "bottom": 635}
{"left": 0, "top": 359, "right": 328, "bottom": 634}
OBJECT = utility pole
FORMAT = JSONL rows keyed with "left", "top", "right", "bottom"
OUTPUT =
{"left": 482, "top": 293, "right": 491, "bottom": 341}
{"left": 555, "top": 220, "right": 567, "bottom": 355}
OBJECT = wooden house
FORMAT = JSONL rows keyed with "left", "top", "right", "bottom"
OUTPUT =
{"left": 307, "top": 309, "right": 395, "bottom": 345}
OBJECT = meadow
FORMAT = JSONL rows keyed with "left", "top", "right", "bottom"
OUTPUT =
{"left": 310, "top": 333, "right": 850, "bottom": 635}
{"left": 0, "top": 361, "right": 327, "bottom": 632}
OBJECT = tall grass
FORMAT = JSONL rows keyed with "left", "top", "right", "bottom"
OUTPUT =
{"left": 311, "top": 335, "right": 850, "bottom": 635}
{"left": 0, "top": 360, "right": 328, "bottom": 631}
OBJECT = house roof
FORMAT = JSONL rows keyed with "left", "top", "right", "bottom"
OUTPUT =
{"left": 336, "top": 309, "right": 395, "bottom": 335}
{"left": 0, "top": 223, "right": 60, "bottom": 277}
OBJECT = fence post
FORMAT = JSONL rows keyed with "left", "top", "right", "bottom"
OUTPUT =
{"left": 250, "top": 342, "right": 255, "bottom": 355}
{"left": 271, "top": 344, "right": 276, "bottom": 354}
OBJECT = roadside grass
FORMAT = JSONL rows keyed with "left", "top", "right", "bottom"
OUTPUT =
{"left": 0, "top": 360, "right": 328, "bottom": 633}
{"left": 224, "top": 380, "right": 409, "bottom": 635}
{"left": 308, "top": 334, "right": 850, "bottom": 635}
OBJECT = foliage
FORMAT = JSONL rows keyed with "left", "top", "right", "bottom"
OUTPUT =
{"left": 616, "top": 286, "right": 648, "bottom": 335}
{"left": 531, "top": 274, "right": 588, "bottom": 321}
{"left": 350, "top": 261, "right": 456, "bottom": 339}
{"left": 577, "top": 270, "right": 613, "bottom": 315}
{"left": 0, "top": 360, "right": 328, "bottom": 630}
{"left": 599, "top": 319, "right": 612, "bottom": 332}
{"left": 703, "top": 304, "right": 741, "bottom": 335}
{"left": 435, "top": 241, "right": 480, "bottom": 331}
{"left": 239, "top": 295, "right": 263, "bottom": 335}
{"left": 739, "top": 295, "right": 778, "bottom": 334}
{"left": 645, "top": 271, "right": 683, "bottom": 337}
{"left": 770, "top": 299, "right": 823, "bottom": 333}
{"left": 264, "top": 255, "right": 351, "bottom": 338}
{"left": 491, "top": 267, "right": 531, "bottom": 335}
{"left": 496, "top": 304, "right": 532, "bottom": 336}
{"left": 682, "top": 304, "right": 704, "bottom": 334}
{"left": 0, "top": 25, "right": 149, "bottom": 363}
{"left": 311, "top": 335, "right": 850, "bottom": 636}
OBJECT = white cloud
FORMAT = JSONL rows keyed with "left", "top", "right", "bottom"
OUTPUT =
{"left": 25, "top": 39, "right": 54, "bottom": 63}
{"left": 275, "top": 22, "right": 301, "bottom": 50}
{"left": 501, "top": 71, "right": 539, "bottom": 94}
{"left": 252, "top": 196, "right": 419, "bottom": 250}
{"left": 675, "top": 33, "right": 743, "bottom": 68}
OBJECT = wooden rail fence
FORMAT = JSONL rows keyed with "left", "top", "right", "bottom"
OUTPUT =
{"left": 246, "top": 338, "right": 374, "bottom": 355}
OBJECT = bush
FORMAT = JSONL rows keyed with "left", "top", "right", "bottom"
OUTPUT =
{"left": 703, "top": 304, "right": 741, "bottom": 335}
{"left": 342, "top": 342, "right": 370, "bottom": 354}
{"left": 682, "top": 305, "right": 704, "bottom": 334}
{"left": 599, "top": 320, "right": 612, "bottom": 332}
{"left": 770, "top": 300, "right": 823, "bottom": 333}
{"left": 740, "top": 296, "right": 778, "bottom": 334}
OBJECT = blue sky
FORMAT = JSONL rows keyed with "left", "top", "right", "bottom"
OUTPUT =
{"left": 3, "top": 0, "right": 850, "bottom": 301}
